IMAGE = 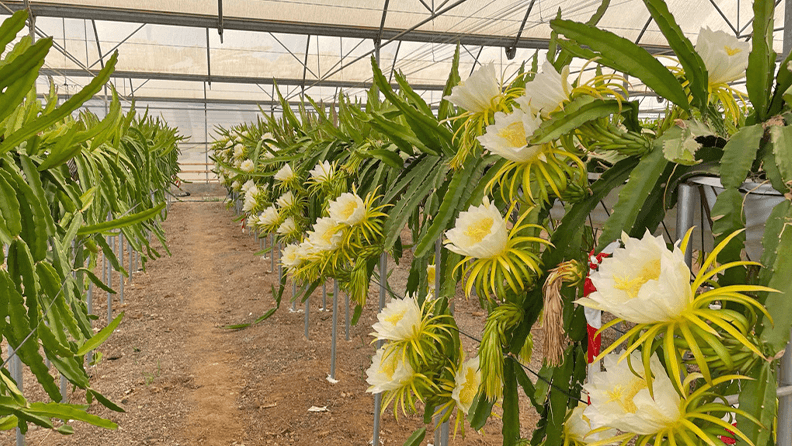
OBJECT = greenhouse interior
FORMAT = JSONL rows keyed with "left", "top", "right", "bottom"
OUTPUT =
{"left": 0, "top": 0, "right": 791, "bottom": 445}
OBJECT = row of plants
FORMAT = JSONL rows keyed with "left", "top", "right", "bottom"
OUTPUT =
{"left": 213, "top": 0, "right": 792, "bottom": 444}
{"left": 0, "top": 11, "right": 181, "bottom": 436}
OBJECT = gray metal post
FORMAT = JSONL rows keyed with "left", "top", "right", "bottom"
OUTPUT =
{"left": 330, "top": 279, "right": 339, "bottom": 380}
{"left": 291, "top": 280, "right": 297, "bottom": 312}
{"left": 372, "top": 253, "right": 387, "bottom": 446}
{"left": 128, "top": 237, "right": 134, "bottom": 284}
{"left": 676, "top": 183, "right": 695, "bottom": 266}
{"left": 8, "top": 345, "right": 23, "bottom": 446}
{"left": 277, "top": 243, "right": 282, "bottom": 284}
{"left": 345, "top": 288, "right": 350, "bottom": 341}
{"left": 107, "top": 233, "right": 113, "bottom": 322}
{"left": 434, "top": 238, "right": 449, "bottom": 445}
{"left": 304, "top": 286, "right": 310, "bottom": 339}
{"left": 118, "top": 233, "right": 124, "bottom": 304}
{"left": 779, "top": 328, "right": 792, "bottom": 446}
{"left": 86, "top": 282, "right": 93, "bottom": 364}
{"left": 784, "top": 0, "right": 792, "bottom": 59}
{"left": 60, "top": 374, "right": 68, "bottom": 402}
{"left": 269, "top": 235, "right": 275, "bottom": 273}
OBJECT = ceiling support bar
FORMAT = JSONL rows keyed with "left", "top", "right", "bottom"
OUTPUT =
{"left": 505, "top": 0, "right": 537, "bottom": 59}
{"left": 206, "top": 27, "right": 211, "bottom": 86}
{"left": 88, "top": 23, "right": 145, "bottom": 69}
{"left": 707, "top": 0, "right": 740, "bottom": 35}
{"left": 268, "top": 32, "right": 318, "bottom": 79}
{"left": 301, "top": 34, "right": 311, "bottom": 95}
{"left": 217, "top": 0, "right": 223, "bottom": 42}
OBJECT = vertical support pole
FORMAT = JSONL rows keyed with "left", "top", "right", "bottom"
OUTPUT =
{"left": 329, "top": 279, "right": 339, "bottom": 380}
{"left": 372, "top": 252, "right": 387, "bottom": 446}
{"left": 86, "top": 282, "right": 93, "bottom": 364}
{"left": 345, "top": 287, "right": 350, "bottom": 341}
{"left": 783, "top": 0, "right": 792, "bottom": 59}
{"left": 129, "top": 238, "right": 134, "bottom": 284}
{"left": 676, "top": 183, "right": 695, "bottom": 267}
{"left": 304, "top": 286, "right": 311, "bottom": 339}
{"left": 270, "top": 235, "right": 275, "bottom": 273}
{"left": 107, "top": 231, "right": 113, "bottom": 322}
{"left": 434, "top": 238, "right": 449, "bottom": 446}
{"left": 291, "top": 281, "right": 297, "bottom": 312}
{"left": 118, "top": 233, "right": 124, "bottom": 304}
{"left": 8, "top": 345, "right": 23, "bottom": 446}
{"left": 322, "top": 282, "right": 327, "bottom": 311}
{"left": 779, "top": 329, "right": 792, "bottom": 446}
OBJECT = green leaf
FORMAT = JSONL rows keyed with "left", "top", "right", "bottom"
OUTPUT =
{"left": 468, "top": 392, "right": 495, "bottom": 430}
{"left": 736, "top": 362, "right": 776, "bottom": 446}
{"left": 502, "top": 359, "right": 520, "bottom": 446}
{"left": 769, "top": 124, "right": 792, "bottom": 185}
{"left": 401, "top": 427, "right": 426, "bottom": 446}
{"left": 530, "top": 96, "right": 622, "bottom": 144}
{"left": 413, "top": 155, "right": 485, "bottom": 258}
{"left": 746, "top": 0, "right": 776, "bottom": 121}
{"left": 641, "top": 0, "right": 708, "bottom": 108}
{"left": 26, "top": 402, "right": 117, "bottom": 429}
{"left": 720, "top": 125, "right": 764, "bottom": 189}
{"left": 0, "top": 170, "right": 21, "bottom": 236}
{"left": 759, "top": 203, "right": 792, "bottom": 351}
{"left": 599, "top": 147, "right": 668, "bottom": 247}
{"left": 364, "top": 149, "right": 403, "bottom": 169}
{"left": 0, "top": 11, "right": 28, "bottom": 56}
{"left": 76, "top": 268, "right": 116, "bottom": 294}
{"left": 549, "top": 19, "right": 689, "bottom": 108}
{"left": 76, "top": 312, "right": 124, "bottom": 356}
{"left": 77, "top": 203, "right": 165, "bottom": 236}
{"left": 87, "top": 389, "right": 125, "bottom": 413}
{"left": 0, "top": 52, "right": 119, "bottom": 155}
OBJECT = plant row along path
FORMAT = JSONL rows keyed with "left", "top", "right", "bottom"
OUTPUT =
{"left": 213, "top": 0, "right": 792, "bottom": 442}
{"left": 11, "top": 200, "right": 540, "bottom": 445}
{"left": 0, "top": 9, "right": 180, "bottom": 441}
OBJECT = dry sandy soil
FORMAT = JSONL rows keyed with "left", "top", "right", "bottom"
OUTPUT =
{"left": 5, "top": 200, "right": 546, "bottom": 446}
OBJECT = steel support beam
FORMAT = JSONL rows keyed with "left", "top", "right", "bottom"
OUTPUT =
{"left": 505, "top": 0, "right": 537, "bottom": 59}
{"left": 88, "top": 23, "right": 145, "bottom": 69}
{"left": 206, "top": 27, "right": 211, "bottom": 85}
{"left": 39, "top": 68, "right": 450, "bottom": 91}
{"left": 301, "top": 35, "right": 310, "bottom": 94}
{"left": 2, "top": 2, "right": 672, "bottom": 53}
{"left": 784, "top": 0, "right": 792, "bottom": 58}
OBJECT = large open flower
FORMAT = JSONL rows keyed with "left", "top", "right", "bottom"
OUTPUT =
{"left": 241, "top": 179, "right": 256, "bottom": 194}
{"left": 477, "top": 109, "right": 544, "bottom": 163}
{"left": 584, "top": 352, "right": 682, "bottom": 436}
{"left": 258, "top": 206, "right": 280, "bottom": 228}
{"left": 365, "top": 347, "right": 415, "bottom": 394}
{"left": 307, "top": 216, "right": 342, "bottom": 251}
{"left": 274, "top": 164, "right": 295, "bottom": 182}
{"left": 276, "top": 191, "right": 295, "bottom": 208}
{"left": 564, "top": 403, "right": 617, "bottom": 446}
{"left": 582, "top": 230, "right": 772, "bottom": 391}
{"left": 281, "top": 243, "right": 304, "bottom": 270}
{"left": 327, "top": 192, "right": 365, "bottom": 226}
{"left": 517, "top": 61, "right": 571, "bottom": 117}
{"left": 444, "top": 62, "right": 500, "bottom": 114}
{"left": 233, "top": 144, "right": 245, "bottom": 159}
{"left": 371, "top": 295, "right": 422, "bottom": 343}
{"left": 445, "top": 197, "right": 507, "bottom": 259}
{"left": 577, "top": 230, "right": 691, "bottom": 324}
{"left": 309, "top": 161, "right": 334, "bottom": 183}
{"left": 696, "top": 27, "right": 750, "bottom": 85}
{"left": 277, "top": 217, "right": 296, "bottom": 235}
{"left": 240, "top": 159, "right": 254, "bottom": 173}
{"left": 451, "top": 356, "right": 481, "bottom": 415}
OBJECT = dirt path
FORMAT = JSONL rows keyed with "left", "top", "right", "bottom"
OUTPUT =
{"left": 12, "top": 201, "right": 541, "bottom": 446}
{"left": 180, "top": 203, "right": 245, "bottom": 444}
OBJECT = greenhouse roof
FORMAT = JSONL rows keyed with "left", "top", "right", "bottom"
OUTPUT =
{"left": 1, "top": 0, "right": 789, "bottom": 142}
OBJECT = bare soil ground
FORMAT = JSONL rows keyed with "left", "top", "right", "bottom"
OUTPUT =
{"left": 7, "top": 201, "right": 544, "bottom": 446}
